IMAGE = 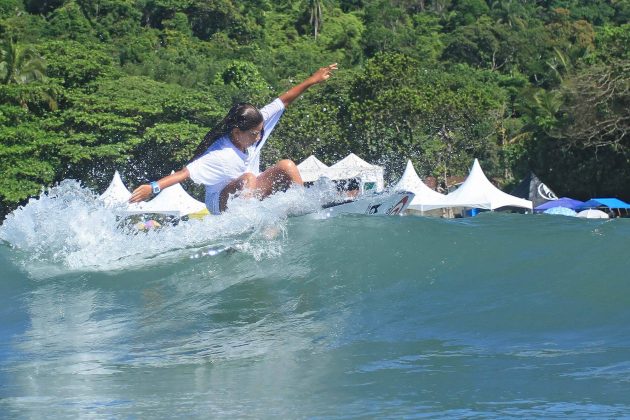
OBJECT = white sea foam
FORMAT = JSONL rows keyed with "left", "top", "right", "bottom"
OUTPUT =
{"left": 0, "top": 179, "right": 342, "bottom": 276}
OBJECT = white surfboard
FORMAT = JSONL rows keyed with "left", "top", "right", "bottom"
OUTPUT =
{"left": 125, "top": 190, "right": 415, "bottom": 229}
{"left": 316, "top": 191, "right": 414, "bottom": 218}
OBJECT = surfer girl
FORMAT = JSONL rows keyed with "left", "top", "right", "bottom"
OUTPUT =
{"left": 129, "top": 63, "right": 338, "bottom": 214}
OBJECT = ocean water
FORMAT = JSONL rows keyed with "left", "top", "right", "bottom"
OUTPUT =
{"left": 1, "top": 181, "right": 630, "bottom": 418}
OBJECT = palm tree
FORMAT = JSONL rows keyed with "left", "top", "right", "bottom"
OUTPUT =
{"left": 307, "top": 0, "right": 323, "bottom": 39}
{"left": 546, "top": 47, "right": 571, "bottom": 83}
{"left": 490, "top": 0, "right": 528, "bottom": 29}
{"left": 0, "top": 37, "right": 47, "bottom": 85}
{"left": 0, "top": 37, "right": 56, "bottom": 111}
{"left": 534, "top": 90, "right": 562, "bottom": 116}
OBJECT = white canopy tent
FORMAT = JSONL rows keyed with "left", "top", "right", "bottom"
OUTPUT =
{"left": 98, "top": 170, "right": 132, "bottom": 206}
{"left": 392, "top": 160, "right": 449, "bottom": 212}
{"left": 297, "top": 155, "right": 329, "bottom": 183}
{"left": 328, "top": 153, "right": 384, "bottom": 192}
{"left": 123, "top": 182, "right": 207, "bottom": 217}
{"left": 99, "top": 171, "right": 207, "bottom": 217}
{"left": 433, "top": 159, "right": 533, "bottom": 211}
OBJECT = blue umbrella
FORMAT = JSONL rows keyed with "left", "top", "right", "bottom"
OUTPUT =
{"left": 577, "top": 198, "right": 630, "bottom": 210}
{"left": 543, "top": 207, "right": 577, "bottom": 217}
{"left": 535, "top": 197, "right": 584, "bottom": 212}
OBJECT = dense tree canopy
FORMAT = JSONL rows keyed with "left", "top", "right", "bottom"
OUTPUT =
{"left": 0, "top": 0, "right": 628, "bottom": 218}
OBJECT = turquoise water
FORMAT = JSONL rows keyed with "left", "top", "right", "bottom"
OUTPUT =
{"left": 1, "top": 181, "right": 630, "bottom": 418}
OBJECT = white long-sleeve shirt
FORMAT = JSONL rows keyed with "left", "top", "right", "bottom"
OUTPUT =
{"left": 186, "top": 98, "right": 286, "bottom": 195}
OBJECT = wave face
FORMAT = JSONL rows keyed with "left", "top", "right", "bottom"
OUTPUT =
{"left": 1, "top": 182, "right": 630, "bottom": 418}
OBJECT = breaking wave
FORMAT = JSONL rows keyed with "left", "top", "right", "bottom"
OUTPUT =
{"left": 1, "top": 179, "right": 630, "bottom": 418}
{"left": 0, "top": 179, "right": 340, "bottom": 277}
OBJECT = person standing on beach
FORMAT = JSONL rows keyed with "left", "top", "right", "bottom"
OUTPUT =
{"left": 129, "top": 63, "right": 338, "bottom": 214}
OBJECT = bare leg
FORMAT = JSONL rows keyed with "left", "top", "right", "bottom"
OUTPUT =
{"left": 253, "top": 159, "right": 303, "bottom": 198}
{"left": 219, "top": 172, "right": 257, "bottom": 212}
{"left": 218, "top": 160, "right": 303, "bottom": 212}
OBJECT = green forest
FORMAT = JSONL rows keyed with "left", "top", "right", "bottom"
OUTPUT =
{"left": 0, "top": 0, "right": 628, "bottom": 218}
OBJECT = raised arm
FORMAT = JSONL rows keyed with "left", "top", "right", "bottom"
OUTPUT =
{"left": 129, "top": 168, "right": 190, "bottom": 203}
{"left": 279, "top": 63, "right": 338, "bottom": 107}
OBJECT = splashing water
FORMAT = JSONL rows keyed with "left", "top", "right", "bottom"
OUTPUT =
{"left": 2, "top": 181, "right": 630, "bottom": 418}
{"left": 0, "top": 179, "right": 341, "bottom": 277}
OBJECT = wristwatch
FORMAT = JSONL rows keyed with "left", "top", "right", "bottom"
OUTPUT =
{"left": 150, "top": 181, "right": 161, "bottom": 195}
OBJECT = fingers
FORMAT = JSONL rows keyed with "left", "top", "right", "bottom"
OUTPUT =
{"left": 129, "top": 185, "right": 149, "bottom": 203}
{"left": 321, "top": 63, "right": 338, "bottom": 73}
{"left": 315, "top": 63, "right": 337, "bottom": 82}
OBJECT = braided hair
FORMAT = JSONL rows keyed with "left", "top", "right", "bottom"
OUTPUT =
{"left": 190, "top": 102, "right": 263, "bottom": 162}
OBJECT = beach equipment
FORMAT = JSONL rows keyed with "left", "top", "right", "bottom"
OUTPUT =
{"left": 298, "top": 153, "right": 385, "bottom": 193}
{"left": 511, "top": 172, "right": 559, "bottom": 208}
{"left": 534, "top": 197, "right": 584, "bottom": 212}
{"left": 100, "top": 171, "right": 207, "bottom": 217}
{"left": 428, "top": 159, "right": 532, "bottom": 211}
{"left": 576, "top": 209, "right": 609, "bottom": 219}
{"left": 577, "top": 198, "right": 630, "bottom": 218}
{"left": 328, "top": 153, "right": 385, "bottom": 193}
{"left": 124, "top": 182, "right": 206, "bottom": 217}
{"left": 543, "top": 207, "right": 577, "bottom": 216}
{"left": 297, "top": 155, "right": 329, "bottom": 183}
{"left": 392, "top": 160, "right": 449, "bottom": 212}
{"left": 577, "top": 198, "right": 630, "bottom": 210}
{"left": 318, "top": 191, "right": 414, "bottom": 217}
{"left": 99, "top": 171, "right": 132, "bottom": 206}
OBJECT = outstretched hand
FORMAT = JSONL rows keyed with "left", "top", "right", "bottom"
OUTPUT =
{"left": 279, "top": 63, "right": 338, "bottom": 106}
{"left": 129, "top": 184, "right": 152, "bottom": 203}
{"left": 308, "top": 63, "right": 338, "bottom": 85}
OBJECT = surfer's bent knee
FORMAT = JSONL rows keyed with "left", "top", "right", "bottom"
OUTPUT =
{"left": 276, "top": 159, "right": 297, "bottom": 173}
{"left": 275, "top": 159, "right": 303, "bottom": 185}
{"left": 240, "top": 172, "right": 257, "bottom": 187}
{"left": 218, "top": 173, "right": 258, "bottom": 212}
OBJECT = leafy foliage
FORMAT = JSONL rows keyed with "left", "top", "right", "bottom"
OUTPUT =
{"left": 0, "top": 0, "right": 629, "bottom": 219}
{"left": 0, "top": 37, "right": 47, "bottom": 85}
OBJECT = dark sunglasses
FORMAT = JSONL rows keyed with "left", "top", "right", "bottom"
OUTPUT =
{"left": 248, "top": 127, "right": 265, "bottom": 139}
